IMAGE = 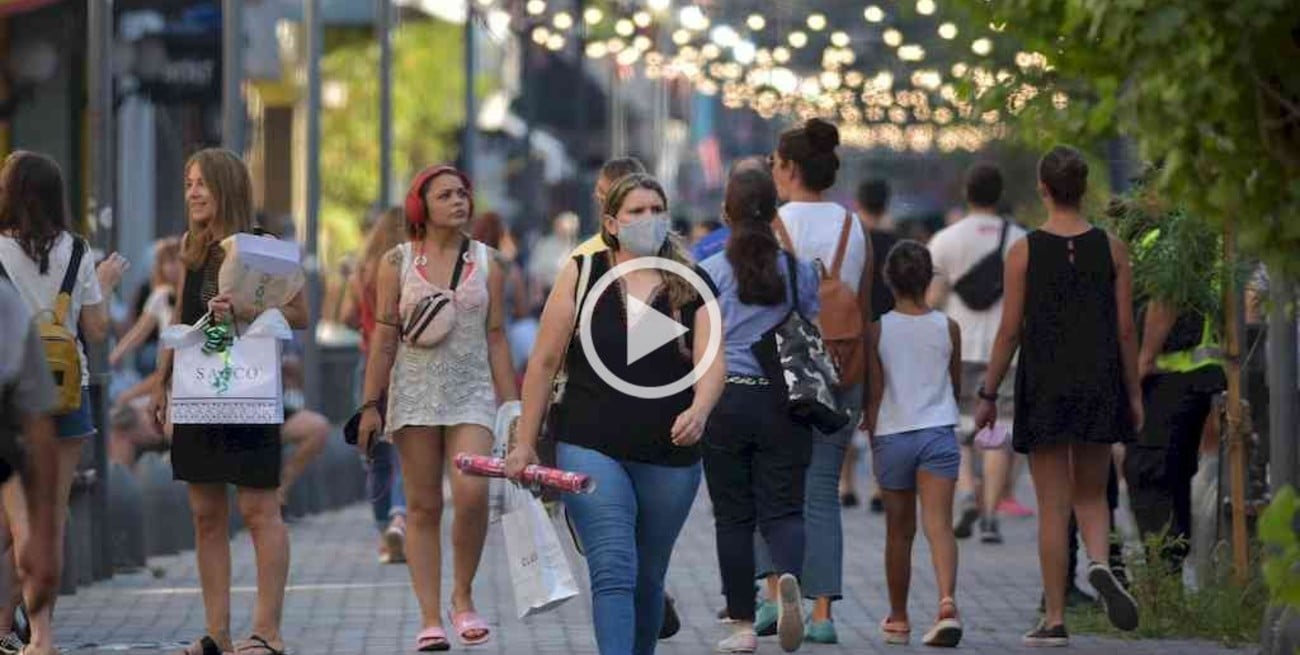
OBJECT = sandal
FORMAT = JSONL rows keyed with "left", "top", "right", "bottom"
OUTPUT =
{"left": 448, "top": 609, "right": 491, "bottom": 646}
{"left": 880, "top": 617, "right": 912, "bottom": 645}
{"left": 234, "top": 635, "right": 286, "bottom": 655}
{"left": 416, "top": 626, "right": 450, "bottom": 652}
{"left": 178, "top": 635, "right": 224, "bottom": 655}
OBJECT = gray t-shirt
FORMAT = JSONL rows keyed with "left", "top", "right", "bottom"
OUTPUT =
{"left": 0, "top": 279, "right": 56, "bottom": 415}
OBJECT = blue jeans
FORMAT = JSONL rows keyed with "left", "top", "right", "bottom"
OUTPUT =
{"left": 367, "top": 441, "right": 406, "bottom": 529}
{"left": 558, "top": 443, "right": 700, "bottom": 655}
{"left": 756, "top": 385, "right": 861, "bottom": 600}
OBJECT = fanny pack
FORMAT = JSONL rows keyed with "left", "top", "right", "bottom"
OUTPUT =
{"left": 402, "top": 238, "right": 471, "bottom": 348}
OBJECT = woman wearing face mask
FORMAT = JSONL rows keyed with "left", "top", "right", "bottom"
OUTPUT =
{"left": 506, "top": 174, "right": 725, "bottom": 655}
{"left": 357, "top": 165, "right": 518, "bottom": 651}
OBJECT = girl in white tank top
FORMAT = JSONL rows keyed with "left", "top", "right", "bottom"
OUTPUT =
{"left": 866, "top": 240, "right": 965, "bottom": 648}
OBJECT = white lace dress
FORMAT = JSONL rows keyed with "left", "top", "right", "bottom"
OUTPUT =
{"left": 384, "top": 240, "right": 497, "bottom": 436}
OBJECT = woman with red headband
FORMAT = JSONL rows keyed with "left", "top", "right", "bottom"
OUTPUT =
{"left": 357, "top": 165, "right": 518, "bottom": 651}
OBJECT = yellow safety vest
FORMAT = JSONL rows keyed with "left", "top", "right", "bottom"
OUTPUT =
{"left": 1136, "top": 229, "right": 1224, "bottom": 374}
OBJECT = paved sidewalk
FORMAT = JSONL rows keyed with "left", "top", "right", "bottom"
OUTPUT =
{"left": 54, "top": 476, "right": 1244, "bottom": 654}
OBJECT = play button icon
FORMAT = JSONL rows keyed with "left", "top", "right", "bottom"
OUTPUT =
{"left": 625, "top": 295, "right": 690, "bottom": 365}
{"left": 578, "top": 256, "right": 723, "bottom": 400}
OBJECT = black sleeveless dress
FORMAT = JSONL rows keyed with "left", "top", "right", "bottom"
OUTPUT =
{"left": 170, "top": 243, "right": 282, "bottom": 488}
{"left": 1013, "top": 228, "right": 1133, "bottom": 454}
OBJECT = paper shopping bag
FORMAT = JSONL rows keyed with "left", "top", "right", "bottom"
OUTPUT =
{"left": 219, "top": 233, "right": 305, "bottom": 317}
{"left": 501, "top": 483, "right": 579, "bottom": 618}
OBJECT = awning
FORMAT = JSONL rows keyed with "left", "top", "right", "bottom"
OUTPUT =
{"left": 0, "top": 0, "right": 61, "bottom": 17}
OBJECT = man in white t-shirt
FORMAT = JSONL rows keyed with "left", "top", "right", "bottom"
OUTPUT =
{"left": 926, "top": 162, "right": 1027, "bottom": 545}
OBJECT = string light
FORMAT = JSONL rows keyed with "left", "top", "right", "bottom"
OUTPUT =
{"left": 647, "top": 0, "right": 670, "bottom": 11}
{"left": 607, "top": 38, "right": 625, "bottom": 53}
{"left": 583, "top": 7, "right": 603, "bottom": 25}
{"left": 701, "top": 43, "right": 722, "bottom": 59}
{"left": 673, "top": 29, "right": 691, "bottom": 46}
{"left": 617, "top": 47, "right": 640, "bottom": 66}
{"left": 807, "top": 14, "right": 827, "bottom": 31}
{"left": 898, "top": 44, "right": 926, "bottom": 61}
{"left": 883, "top": 29, "right": 903, "bottom": 47}
{"left": 830, "top": 31, "right": 850, "bottom": 47}
{"left": 585, "top": 41, "right": 607, "bottom": 58}
{"left": 916, "top": 0, "right": 937, "bottom": 16}
{"left": 546, "top": 33, "right": 566, "bottom": 51}
{"left": 633, "top": 11, "right": 652, "bottom": 28}
{"left": 615, "top": 19, "right": 635, "bottom": 36}
{"left": 531, "top": 26, "right": 549, "bottom": 45}
{"left": 773, "top": 46, "right": 791, "bottom": 63}
{"left": 972, "top": 38, "right": 993, "bottom": 56}
{"left": 634, "top": 35, "right": 652, "bottom": 51}
{"left": 951, "top": 62, "right": 968, "bottom": 77}
{"left": 864, "top": 5, "right": 885, "bottom": 23}
{"left": 938, "top": 23, "right": 958, "bottom": 39}
{"left": 710, "top": 25, "right": 740, "bottom": 48}
{"left": 788, "top": 31, "right": 808, "bottom": 48}
{"left": 734, "top": 40, "right": 756, "bottom": 64}
{"left": 525, "top": 0, "right": 545, "bottom": 16}
{"left": 679, "top": 6, "right": 709, "bottom": 31}
{"left": 552, "top": 12, "right": 573, "bottom": 30}
{"left": 747, "top": 14, "right": 766, "bottom": 31}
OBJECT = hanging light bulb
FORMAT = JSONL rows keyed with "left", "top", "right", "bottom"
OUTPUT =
{"left": 647, "top": 0, "right": 670, "bottom": 11}
{"left": 938, "top": 23, "right": 958, "bottom": 39}
{"left": 531, "top": 26, "right": 549, "bottom": 45}
{"left": 546, "top": 33, "right": 566, "bottom": 51}
{"left": 583, "top": 7, "right": 603, "bottom": 25}
{"left": 585, "top": 41, "right": 608, "bottom": 58}
{"left": 916, "top": 0, "right": 937, "bottom": 16}
{"left": 734, "top": 40, "right": 757, "bottom": 64}
{"left": 898, "top": 44, "right": 925, "bottom": 61}
{"left": 883, "top": 28, "right": 903, "bottom": 47}
{"left": 951, "top": 62, "right": 968, "bottom": 77}
{"left": 864, "top": 5, "right": 885, "bottom": 23}
{"left": 773, "top": 46, "right": 791, "bottom": 63}
{"left": 672, "top": 29, "right": 691, "bottom": 46}
{"left": 788, "top": 31, "right": 808, "bottom": 48}
{"left": 679, "top": 6, "right": 710, "bottom": 31}
{"left": 830, "top": 31, "right": 850, "bottom": 47}
{"left": 552, "top": 12, "right": 573, "bottom": 30}
{"left": 634, "top": 35, "right": 652, "bottom": 51}
{"left": 615, "top": 19, "right": 635, "bottom": 36}
{"left": 526, "top": 0, "right": 546, "bottom": 16}
{"left": 633, "top": 11, "right": 652, "bottom": 28}
{"left": 972, "top": 38, "right": 993, "bottom": 55}
{"left": 747, "top": 14, "right": 766, "bottom": 31}
{"left": 807, "top": 13, "right": 827, "bottom": 31}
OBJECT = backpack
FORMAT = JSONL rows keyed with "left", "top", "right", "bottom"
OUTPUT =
{"left": 952, "top": 219, "right": 1010, "bottom": 311}
{"left": 774, "top": 213, "right": 865, "bottom": 389}
{"left": 0, "top": 238, "right": 86, "bottom": 414}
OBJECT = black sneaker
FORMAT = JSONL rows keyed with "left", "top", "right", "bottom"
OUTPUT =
{"left": 954, "top": 504, "right": 979, "bottom": 540}
{"left": 659, "top": 593, "right": 681, "bottom": 639}
{"left": 869, "top": 494, "right": 885, "bottom": 514}
{"left": 1088, "top": 562, "right": 1139, "bottom": 631}
{"left": 979, "top": 517, "right": 1003, "bottom": 544}
{"left": 1022, "top": 621, "right": 1069, "bottom": 647}
{"left": 840, "top": 491, "right": 860, "bottom": 508}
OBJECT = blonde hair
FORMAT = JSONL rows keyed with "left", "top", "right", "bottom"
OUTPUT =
{"left": 150, "top": 237, "right": 181, "bottom": 287}
{"left": 600, "top": 173, "right": 698, "bottom": 309}
{"left": 181, "top": 148, "right": 254, "bottom": 268}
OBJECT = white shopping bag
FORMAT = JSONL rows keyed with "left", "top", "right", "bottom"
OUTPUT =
{"left": 488, "top": 402, "right": 522, "bottom": 524}
{"left": 501, "top": 482, "right": 579, "bottom": 618}
{"left": 219, "top": 233, "right": 305, "bottom": 317}
{"left": 165, "top": 310, "right": 294, "bottom": 425}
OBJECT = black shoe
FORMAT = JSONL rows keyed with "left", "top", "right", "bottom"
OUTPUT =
{"left": 840, "top": 491, "right": 860, "bottom": 508}
{"left": 869, "top": 495, "right": 884, "bottom": 514}
{"left": 954, "top": 504, "right": 979, "bottom": 540}
{"left": 1022, "top": 621, "right": 1068, "bottom": 647}
{"left": 1088, "top": 562, "right": 1139, "bottom": 631}
{"left": 979, "top": 517, "right": 1003, "bottom": 544}
{"left": 658, "top": 594, "right": 681, "bottom": 639}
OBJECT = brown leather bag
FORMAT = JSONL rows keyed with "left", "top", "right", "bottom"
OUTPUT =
{"left": 774, "top": 213, "right": 865, "bottom": 388}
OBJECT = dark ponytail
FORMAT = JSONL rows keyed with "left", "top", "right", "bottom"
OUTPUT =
{"left": 777, "top": 118, "right": 840, "bottom": 192}
{"left": 724, "top": 169, "right": 785, "bottom": 306}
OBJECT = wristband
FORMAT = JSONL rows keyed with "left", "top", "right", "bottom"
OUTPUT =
{"left": 976, "top": 387, "right": 999, "bottom": 402}
{"left": 360, "top": 399, "right": 381, "bottom": 412}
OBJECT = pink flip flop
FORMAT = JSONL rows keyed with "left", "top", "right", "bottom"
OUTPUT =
{"left": 448, "top": 610, "right": 491, "bottom": 646}
{"left": 416, "top": 626, "right": 450, "bottom": 652}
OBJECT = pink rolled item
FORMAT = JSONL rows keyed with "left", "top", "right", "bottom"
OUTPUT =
{"left": 455, "top": 454, "right": 596, "bottom": 494}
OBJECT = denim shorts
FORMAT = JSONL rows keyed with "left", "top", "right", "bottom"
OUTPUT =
{"left": 871, "top": 425, "right": 960, "bottom": 491}
{"left": 54, "top": 388, "right": 96, "bottom": 439}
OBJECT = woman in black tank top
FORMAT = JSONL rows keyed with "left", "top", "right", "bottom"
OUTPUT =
{"left": 506, "top": 174, "right": 724, "bottom": 654}
{"left": 971, "top": 147, "right": 1142, "bottom": 646}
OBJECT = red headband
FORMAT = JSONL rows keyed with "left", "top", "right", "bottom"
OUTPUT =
{"left": 404, "top": 165, "right": 473, "bottom": 227}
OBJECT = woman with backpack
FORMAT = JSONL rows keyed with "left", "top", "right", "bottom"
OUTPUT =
{"left": 0, "top": 150, "right": 128, "bottom": 655}
{"left": 149, "top": 148, "right": 308, "bottom": 655}
{"left": 752, "top": 119, "right": 873, "bottom": 644}
{"left": 700, "top": 169, "right": 820, "bottom": 653}
{"left": 355, "top": 165, "right": 518, "bottom": 651}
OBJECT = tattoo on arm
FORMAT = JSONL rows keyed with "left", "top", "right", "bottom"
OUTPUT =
{"left": 386, "top": 249, "right": 403, "bottom": 267}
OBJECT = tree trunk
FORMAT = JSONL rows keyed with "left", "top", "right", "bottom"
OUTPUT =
{"left": 1223, "top": 220, "right": 1250, "bottom": 585}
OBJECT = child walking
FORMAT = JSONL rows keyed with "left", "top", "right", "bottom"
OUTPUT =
{"left": 866, "top": 241, "right": 963, "bottom": 648}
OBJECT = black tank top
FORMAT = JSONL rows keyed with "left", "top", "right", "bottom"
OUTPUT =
{"left": 553, "top": 254, "right": 710, "bottom": 467}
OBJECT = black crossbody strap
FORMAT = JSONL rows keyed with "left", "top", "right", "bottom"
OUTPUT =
{"left": 449, "top": 238, "right": 471, "bottom": 290}
{"left": 995, "top": 219, "right": 1010, "bottom": 258}
{"left": 61, "top": 238, "right": 86, "bottom": 297}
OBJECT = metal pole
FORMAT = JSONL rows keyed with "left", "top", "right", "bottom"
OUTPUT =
{"left": 222, "top": 0, "right": 245, "bottom": 153}
{"left": 86, "top": 0, "right": 115, "bottom": 583}
{"left": 463, "top": 5, "right": 477, "bottom": 179}
{"left": 1268, "top": 275, "right": 1298, "bottom": 490}
{"left": 303, "top": 0, "right": 323, "bottom": 412}
{"left": 376, "top": 0, "right": 393, "bottom": 207}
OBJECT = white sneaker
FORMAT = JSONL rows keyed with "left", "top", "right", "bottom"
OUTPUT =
{"left": 716, "top": 628, "right": 757, "bottom": 653}
{"left": 776, "top": 573, "right": 805, "bottom": 652}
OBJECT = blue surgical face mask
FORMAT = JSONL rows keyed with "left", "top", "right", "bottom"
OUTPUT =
{"left": 618, "top": 213, "right": 670, "bottom": 256}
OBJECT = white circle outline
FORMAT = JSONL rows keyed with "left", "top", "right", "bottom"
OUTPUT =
{"left": 578, "top": 256, "right": 722, "bottom": 400}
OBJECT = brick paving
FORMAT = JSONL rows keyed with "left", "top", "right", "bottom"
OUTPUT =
{"left": 53, "top": 470, "right": 1245, "bottom": 654}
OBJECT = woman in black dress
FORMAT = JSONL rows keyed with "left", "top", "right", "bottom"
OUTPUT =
{"left": 151, "top": 149, "right": 308, "bottom": 655}
{"left": 974, "top": 146, "right": 1142, "bottom": 646}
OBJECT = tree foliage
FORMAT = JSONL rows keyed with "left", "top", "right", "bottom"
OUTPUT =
{"left": 954, "top": 0, "right": 1300, "bottom": 277}
{"left": 319, "top": 19, "right": 469, "bottom": 264}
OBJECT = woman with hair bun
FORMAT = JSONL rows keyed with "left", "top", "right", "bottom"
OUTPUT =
{"left": 753, "top": 118, "right": 873, "bottom": 644}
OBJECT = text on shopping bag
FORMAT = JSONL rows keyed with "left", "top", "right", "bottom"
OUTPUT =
{"left": 170, "top": 335, "right": 284, "bottom": 425}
